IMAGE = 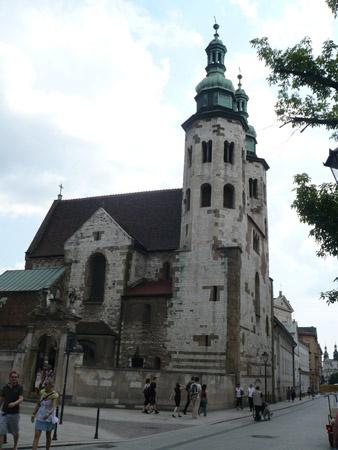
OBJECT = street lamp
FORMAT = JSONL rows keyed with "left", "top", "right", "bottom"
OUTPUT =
{"left": 60, "top": 332, "right": 77, "bottom": 424}
{"left": 324, "top": 148, "right": 338, "bottom": 183}
{"left": 262, "top": 351, "right": 269, "bottom": 399}
{"left": 298, "top": 368, "right": 302, "bottom": 401}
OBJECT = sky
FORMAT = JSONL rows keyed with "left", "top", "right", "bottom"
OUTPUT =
{"left": 0, "top": 0, "right": 337, "bottom": 357}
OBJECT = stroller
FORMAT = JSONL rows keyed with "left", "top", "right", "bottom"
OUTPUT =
{"left": 261, "top": 401, "right": 273, "bottom": 421}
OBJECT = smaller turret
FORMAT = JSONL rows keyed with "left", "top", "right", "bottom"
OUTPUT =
{"left": 323, "top": 346, "right": 329, "bottom": 360}
{"left": 334, "top": 344, "right": 338, "bottom": 361}
{"left": 235, "top": 73, "right": 249, "bottom": 118}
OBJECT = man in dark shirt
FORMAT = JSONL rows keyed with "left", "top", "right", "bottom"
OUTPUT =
{"left": 0, "top": 371, "right": 24, "bottom": 450}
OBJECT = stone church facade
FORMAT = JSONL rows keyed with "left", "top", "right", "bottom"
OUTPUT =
{"left": 0, "top": 24, "right": 272, "bottom": 408}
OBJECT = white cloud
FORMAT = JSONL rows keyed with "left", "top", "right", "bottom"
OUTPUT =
{"left": 229, "top": 0, "right": 259, "bottom": 20}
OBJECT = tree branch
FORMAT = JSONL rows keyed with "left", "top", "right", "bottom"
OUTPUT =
{"left": 277, "top": 67, "right": 338, "bottom": 90}
{"left": 286, "top": 116, "right": 338, "bottom": 127}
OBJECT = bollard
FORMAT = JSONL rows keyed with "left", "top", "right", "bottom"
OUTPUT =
{"left": 94, "top": 407, "right": 100, "bottom": 439}
{"left": 52, "top": 406, "right": 59, "bottom": 441}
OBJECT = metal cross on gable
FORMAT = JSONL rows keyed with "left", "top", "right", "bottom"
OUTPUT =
{"left": 59, "top": 184, "right": 63, "bottom": 196}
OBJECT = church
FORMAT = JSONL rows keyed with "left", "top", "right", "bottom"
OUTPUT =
{"left": 0, "top": 24, "right": 272, "bottom": 408}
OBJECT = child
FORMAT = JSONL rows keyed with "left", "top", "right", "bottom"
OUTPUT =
{"left": 170, "top": 382, "right": 184, "bottom": 417}
{"left": 199, "top": 384, "right": 208, "bottom": 416}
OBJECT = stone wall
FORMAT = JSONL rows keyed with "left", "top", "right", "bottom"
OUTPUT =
{"left": 72, "top": 366, "right": 235, "bottom": 410}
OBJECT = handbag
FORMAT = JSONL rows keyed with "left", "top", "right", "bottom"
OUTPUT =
{"left": 51, "top": 415, "right": 59, "bottom": 425}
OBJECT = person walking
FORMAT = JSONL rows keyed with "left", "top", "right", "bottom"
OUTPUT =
{"left": 199, "top": 384, "right": 208, "bottom": 417}
{"left": 0, "top": 370, "right": 24, "bottom": 450}
{"left": 190, "top": 377, "right": 201, "bottom": 419}
{"left": 286, "top": 386, "right": 291, "bottom": 402}
{"left": 148, "top": 377, "right": 159, "bottom": 414}
{"left": 291, "top": 386, "right": 296, "bottom": 402}
{"left": 170, "top": 382, "right": 185, "bottom": 417}
{"left": 235, "top": 383, "right": 244, "bottom": 410}
{"left": 142, "top": 378, "right": 151, "bottom": 413}
{"left": 252, "top": 385, "right": 263, "bottom": 421}
{"left": 247, "top": 384, "right": 255, "bottom": 412}
{"left": 183, "top": 376, "right": 194, "bottom": 415}
{"left": 31, "top": 379, "right": 59, "bottom": 450}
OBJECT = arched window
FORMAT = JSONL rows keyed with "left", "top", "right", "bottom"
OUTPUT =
{"left": 201, "top": 183, "right": 212, "bottom": 207}
{"left": 253, "top": 230, "right": 260, "bottom": 254}
{"left": 224, "top": 141, "right": 234, "bottom": 164}
{"left": 253, "top": 179, "right": 258, "bottom": 198}
{"left": 185, "top": 188, "right": 191, "bottom": 211}
{"left": 249, "top": 178, "right": 253, "bottom": 197}
{"left": 254, "top": 272, "right": 260, "bottom": 317}
{"left": 202, "top": 140, "right": 212, "bottom": 163}
{"left": 187, "top": 146, "right": 192, "bottom": 167}
{"left": 223, "top": 184, "right": 235, "bottom": 209}
{"left": 87, "top": 253, "right": 106, "bottom": 302}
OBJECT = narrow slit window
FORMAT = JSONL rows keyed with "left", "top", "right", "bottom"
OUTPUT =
{"left": 201, "top": 183, "right": 211, "bottom": 207}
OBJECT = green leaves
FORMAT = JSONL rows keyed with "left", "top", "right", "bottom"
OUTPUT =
{"left": 292, "top": 174, "right": 338, "bottom": 304}
{"left": 250, "top": 36, "right": 338, "bottom": 138}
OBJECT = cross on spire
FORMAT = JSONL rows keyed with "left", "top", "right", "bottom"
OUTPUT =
{"left": 58, "top": 183, "right": 63, "bottom": 200}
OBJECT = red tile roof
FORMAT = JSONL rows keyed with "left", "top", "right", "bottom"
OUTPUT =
{"left": 27, "top": 189, "right": 182, "bottom": 257}
{"left": 125, "top": 279, "right": 172, "bottom": 297}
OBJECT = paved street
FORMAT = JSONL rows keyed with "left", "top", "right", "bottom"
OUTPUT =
{"left": 3, "top": 395, "right": 332, "bottom": 450}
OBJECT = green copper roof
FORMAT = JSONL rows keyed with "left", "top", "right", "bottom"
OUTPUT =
{"left": 196, "top": 72, "right": 235, "bottom": 94}
{"left": 247, "top": 124, "right": 257, "bottom": 138}
{"left": 0, "top": 267, "right": 65, "bottom": 292}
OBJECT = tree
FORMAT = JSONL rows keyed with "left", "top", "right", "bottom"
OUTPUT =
{"left": 251, "top": 0, "right": 338, "bottom": 302}
{"left": 292, "top": 174, "right": 338, "bottom": 303}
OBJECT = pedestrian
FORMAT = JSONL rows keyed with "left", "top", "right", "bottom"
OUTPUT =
{"left": 190, "top": 377, "right": 201, "bottom": 419}
{"left": 252, "top": 385, "right": 263, "bottom": 421}
{"left": 247, "top": 384, "right": 254, "bottom": 412}
{"left": 307, "top": 386, "right": 311, "bottom": 398}
{"left": 34, "top": 369, "right": 43, "bottom": 395}
{"left": 291, "top": 386, "right": 296, "bottom": 402}
{"left": 148, "top": 377, "right": 159, "bottom": 414}
{"left": 0, "top": 370, "right": 24, "bottom": 450}
{"left": 235, "top": 383, "right": 244, "bottom": 410}
{"left": 31, "top": 379, "right": 58, "bottom": 450}
{"left": 170, "top": 382, "right": 185, "bottom": 417}
{"left": 142, "top": 378, "right": 151, "bottom": 413}
{"left": 199, "top": 384, "right": 208, "bottom": 416}
{"left": 286, "top": 386, "right": 291, "bottom": 402}
{"left": 183, "top": 376, "right": 194, "bottom": 415}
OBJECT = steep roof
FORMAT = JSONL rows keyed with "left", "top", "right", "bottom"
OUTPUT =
{"left": 27, "top": 189, "right": 182, "bottom": 258}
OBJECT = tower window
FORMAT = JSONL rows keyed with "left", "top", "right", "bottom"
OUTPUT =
{"left": 187, "top": 146, "right": 192, "bottom": 167}
{"left": 249, "top": 178, "right": 258, "bottom": 198}
{"left": 201, "top": 183, "right": 212, "bottom": 207}
{"left": 223, "top": 184, "right": 235, "bottom": 209}
{"left": 253, "top": 230, "right": 260, "bottom": 254}
{"left": 224, "top": 141, "right": 234, "bottom": 164}
{"left": 162, "top": 262, "right": 171, "bottom": 280}
{"left": 185, "top": 188, "right": 191, "bottom": 212}
{"left": 253, "top": 179, "right": 258, "bottom": 198}
{"left": 202, "top": 140, "right": 212, "bottom": 163}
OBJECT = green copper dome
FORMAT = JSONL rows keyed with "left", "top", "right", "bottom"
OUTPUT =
{"left": 247, "top": 124, "right": 257, "bottom": 138}
{"left": 196, "top": 73, "right": 235, "bottom": 94}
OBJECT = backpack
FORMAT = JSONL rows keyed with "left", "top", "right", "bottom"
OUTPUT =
{"left": 190, "top": 382, "right": 198, "bottom": 398}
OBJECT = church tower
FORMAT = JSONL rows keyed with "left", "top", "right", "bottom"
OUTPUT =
{"left": 168, "top": 24, "right": 272, "bottom": 407}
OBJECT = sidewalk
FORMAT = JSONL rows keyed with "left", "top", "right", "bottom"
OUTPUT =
{"left": 2, "top": 396, "right": 316, "bottom": 449}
